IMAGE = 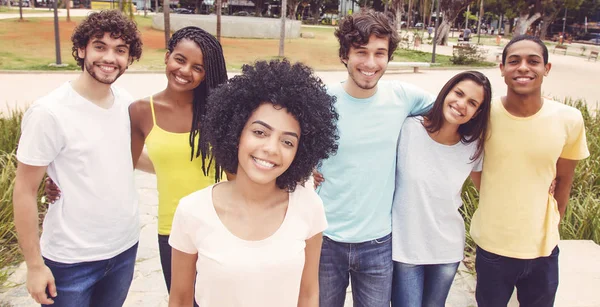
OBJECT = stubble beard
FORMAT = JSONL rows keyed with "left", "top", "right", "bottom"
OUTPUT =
{"left": 84, "top": 60, "right": 125, "bottom": 85}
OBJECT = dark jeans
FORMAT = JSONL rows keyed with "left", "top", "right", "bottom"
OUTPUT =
{"left": 319, "top": 233, "right": 393, "bottom": 307}
{"left": 158, "top": 234, "right": 199, "bottom": 307}
{"left": 42, "top": 242, "right": 138, "bottom": 307}
{"left": 475, "top": 245, "right": 560, "bottom": 307}
{"left": 391, "top": 261, "right": 460, "bottom": 307}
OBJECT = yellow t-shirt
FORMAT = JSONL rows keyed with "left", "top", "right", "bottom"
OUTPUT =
{"left": 470, "top": 98, "right": 589, "bottom": 259}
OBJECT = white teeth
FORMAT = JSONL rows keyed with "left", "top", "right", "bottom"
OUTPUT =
{"left": 450, "top": 106, "right": 464, "bottom": 116}
{"left": 253, "top": 157, "right": 275, "bottom": 168}
{"left": 99, "top": 65, "right": 115, "bottom": 73}
{"left": 175, "top": 76, "right": 190, "bottom": 84}
{"left": 361, "top": 71, "right": 375, "bottom": 76}
{"left": 516, "top": 77, "right": 531, "bottom": 81}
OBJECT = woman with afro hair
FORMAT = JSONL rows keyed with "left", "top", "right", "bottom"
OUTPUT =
{"left": 168, "top": 59, "right": 339, "bottom": 307}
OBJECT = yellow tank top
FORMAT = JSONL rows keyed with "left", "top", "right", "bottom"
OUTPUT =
{"left": 146, "top": 96, "right": 215, "bottom": 235}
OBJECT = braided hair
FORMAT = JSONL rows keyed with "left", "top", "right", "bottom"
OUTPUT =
{"left": 167, "top": 26, "right": 228, "bottom": 180}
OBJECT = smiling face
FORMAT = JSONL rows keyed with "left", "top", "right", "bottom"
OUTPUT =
{"left": 442, "top": 79, "right": 484, "bottom": 127}
{"left": 500, "top": 40, "right": 551, "bottom": 98}
{"left": 165, "top": 39, "right": 206, "bottom": 92}
{"left": 343, "top": 34, "right": 389, "bottom": 98}
{"left": 236, "top": 103, "right": 301, "bottom": 187}
{"left": 78, "top": 32, "right": 130, "bottom": 85}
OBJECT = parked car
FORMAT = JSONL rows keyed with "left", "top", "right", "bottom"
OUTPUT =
{"left": 233, "top": 11, "right": 250, "bottom": 16}
{"left": 586, "top": 33, "right": 600, "bottom": 45}
{"left": 414, "top": 22, "right": 424, "bottom": 28}
{"left": 10, "top": 0, "right": 30, "bottom": 6}
{"left": 173, "top": 8, "right": 194, "bottom": 14}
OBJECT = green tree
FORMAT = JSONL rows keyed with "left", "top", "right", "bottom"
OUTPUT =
{"left": 435, "top": 0, "right": 475, "bottom": 45}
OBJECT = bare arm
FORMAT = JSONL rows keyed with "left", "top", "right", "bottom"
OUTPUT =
{"left": 298, "top": 233, "right": 323, "bottom": 307}
{"left": 554, "top": 158, "right": 578, "bottom": 221}
{"left": 13, "top": 162, "right": 57, "bottom": 304}
{"left": 168, "top": 248, "right": 198, "bottom": 307}
{"left": 135, "top": 148, "right": 155, "bottom": 174}
{"left": 129, "top": 102, "right": 150, "bottom": 171}
{"left": 470, "top": 171, "right": 482, "bottom": 191}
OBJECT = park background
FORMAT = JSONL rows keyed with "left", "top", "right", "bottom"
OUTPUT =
{"left": 1, "top": 0, "right": 600, "bottom": 305}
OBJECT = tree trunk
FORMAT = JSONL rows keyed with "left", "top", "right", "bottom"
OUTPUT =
{"left": 216, "top": 0, "right": 221, "bottom": 42}
{"left": 289, "top": 1, "right": 298, "bottom": 20}
{"left": 515, "top": 11, "right": 541, "bottom": 35}
{"left": 66, "top": 0, "right": 70, "bottom": 22}
{"left": 310, "top": 0, "right": 320, "bottom": 24}
{"left": 407, "top": 0, "right": 412, "bottom": 27}
{"left": 539, "top": 12, "right": 558, "bottom": 40}
{"left": 164, "top": 0, "right": 170, "bottom": 48}
{"left": 435, "top": 20, "right": 452, "bottom": 45}
{"left": 396, "top": 6, "right": 402, "bottom": 31}
{"left": 279, "top": 0, "right": 287, "bottom": 56}
{"left": 19, "top": 0, "right": 23, "bottom": 20}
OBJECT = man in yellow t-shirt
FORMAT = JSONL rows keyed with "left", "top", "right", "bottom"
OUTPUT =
{"left": 469, "top": 35, "right": 589, "bottom": 306}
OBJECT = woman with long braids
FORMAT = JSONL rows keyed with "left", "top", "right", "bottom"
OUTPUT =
{"left": 128, "top": 26, "right": 228, "bottom": 291}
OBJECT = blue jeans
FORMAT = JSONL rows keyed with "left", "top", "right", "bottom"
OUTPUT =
{"left": 42, "top": 242, "right": 138, "bottom": 307}
{"left": 391, "top": 261, "right": 459, "bottom": 307}
{"left": 319, "top": 233, "right": 393, "bottom": 307}
{"left": 475, "top": 245, "right": 559, "bottom": 307}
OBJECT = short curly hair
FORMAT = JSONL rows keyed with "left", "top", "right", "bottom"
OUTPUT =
{"left": 335, "top": 10, "right": 399, "bottom": 65}
{"left": 71, "top": 10, "right": 143, "bottom": 69}
{"left": 205, "top": 60, "right": 339, "bottom": 192}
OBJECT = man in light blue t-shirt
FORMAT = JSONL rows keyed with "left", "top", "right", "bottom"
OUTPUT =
{"left": 315, "top": 10, "right": 433, "bottom": 307}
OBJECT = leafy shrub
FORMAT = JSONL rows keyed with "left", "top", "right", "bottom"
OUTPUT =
{"left": 450, "top": 44, "right": 487, "bottom": 65}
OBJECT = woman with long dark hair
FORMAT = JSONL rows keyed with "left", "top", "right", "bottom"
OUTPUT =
{"left": 128, "top": 26, "right": 228, "bottom": 292}
{"left": 391, "top": 71, "right": 492, "bottom": 307}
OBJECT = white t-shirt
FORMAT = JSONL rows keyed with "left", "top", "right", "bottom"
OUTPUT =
{"left": 169, "top": 183, "right": 328, "bottom": 307}
{"left": 392, "top": 117, "right": 482, "bottom": 264}
{"left": 16, "top": 82, "right": 139, "bottom": 263}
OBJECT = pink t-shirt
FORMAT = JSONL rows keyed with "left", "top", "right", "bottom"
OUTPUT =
{"left": 169, "top": 183, "right": 328, "bottom": 307}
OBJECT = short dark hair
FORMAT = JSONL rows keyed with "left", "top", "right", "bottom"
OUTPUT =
{"left": 423, "top": 71, "right": 492, "bottom": 161}
{"left": 71, "top": 10, "right": 143, "bottom": 69}
{"left": 204, "top": 60, "right": 339, "bottom": 192}
{"left": 335, "top": 10, "right": 399, "bottom": 65}
{"left": 167, "top": 27, "right": 228, "bottom": 177}
{"left": 502, "top": 35, "right": 548, "bottom": 65}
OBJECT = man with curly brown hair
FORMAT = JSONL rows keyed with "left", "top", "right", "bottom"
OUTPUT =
{"left": 13, "top": 10, "right": 142, "bottom": 306}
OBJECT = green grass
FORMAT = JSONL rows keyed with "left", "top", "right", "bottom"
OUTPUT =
{"left": 460, "top": 98, "right": 600, "bottom": 271}
{"left": 393, "top": 48, "right": 496, "bottom": 67}
{"left": 0, "top": 7, "right": 53, "bottom": 14}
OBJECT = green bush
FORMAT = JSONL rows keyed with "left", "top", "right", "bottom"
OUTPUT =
{"left": 460, "top": 98, "right": 600, "bottom": 269}
{"left": 0, "top": 108, "right": 46, "bottom": 286}
{"left": 450, "top": 44, "right": 487, "bottom": 65}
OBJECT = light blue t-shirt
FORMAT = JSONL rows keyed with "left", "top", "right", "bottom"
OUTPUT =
{"left": 317, "top": 80, "right": 433, "bottom": 243}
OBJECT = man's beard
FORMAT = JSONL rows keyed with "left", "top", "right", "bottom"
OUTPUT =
{"left": 84, "top": 60, "right": 126, "bottom": 85}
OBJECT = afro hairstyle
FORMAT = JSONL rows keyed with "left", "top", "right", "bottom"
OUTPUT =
{"left": 204, "top": 59, "right": 339, "bottom": 192}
